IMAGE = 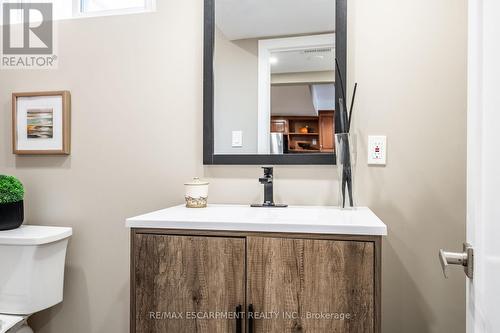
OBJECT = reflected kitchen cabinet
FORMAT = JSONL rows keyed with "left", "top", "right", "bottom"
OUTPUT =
{"left": 271, "top": 112, "right": 335, "bottom": 153}
{"left": 319, "top": 111, "right": 335, "bottom": 152}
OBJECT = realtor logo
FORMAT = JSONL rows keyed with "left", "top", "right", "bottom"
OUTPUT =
{"left": 1, "top": 2, "right": 57, "bottom": 69}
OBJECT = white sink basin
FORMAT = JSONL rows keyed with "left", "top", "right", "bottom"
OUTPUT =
{"left": 126, "top": 204, "right": 387, "bottom": 236}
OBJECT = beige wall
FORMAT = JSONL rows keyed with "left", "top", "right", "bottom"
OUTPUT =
{"left": 271, "top": 85, "right": 316, "bottom": 116}
{"left": 214, "top": 29, "right": 259, "bottom": 153}
{"left": 0, "top": 0, "right": 466, "bottom": 333}
{"left": 0, "top": 2, "right": 204, "bottom": 332}
{"left": 350, "top": 0, "right": 467, "bottom": 331}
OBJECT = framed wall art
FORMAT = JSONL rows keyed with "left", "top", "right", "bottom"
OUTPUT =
{"left": 12, "top": 91, "right": 71, "bottom": 155}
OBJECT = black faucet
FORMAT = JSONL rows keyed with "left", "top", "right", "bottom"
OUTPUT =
{"left": 251, "top": 167, "right": 288, "bottom": 208}
{"left": 260, "top": 167, "right": 274, "bottom": 205}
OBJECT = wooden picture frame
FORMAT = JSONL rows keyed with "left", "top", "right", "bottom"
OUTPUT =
{"left": 12, "top": 91, "right": 71, "bottom": 155}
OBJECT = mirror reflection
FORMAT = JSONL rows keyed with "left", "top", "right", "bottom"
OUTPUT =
{"left": 214, "top": 0, "right": 336, "bottom": 155}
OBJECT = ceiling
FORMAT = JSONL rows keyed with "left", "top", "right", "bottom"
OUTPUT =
{"left": 216, "top": 0, "right": 335, "bottom": 40}
{"left": 271, "top": 47, "right": 335, "bottom": 74}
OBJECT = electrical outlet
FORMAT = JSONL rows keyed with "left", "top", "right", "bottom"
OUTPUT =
{"left": 368, "top": 135, "right": 387, "bottom": 165}
{"left": 232, "top": 131, "right": 243, "bottom": 147}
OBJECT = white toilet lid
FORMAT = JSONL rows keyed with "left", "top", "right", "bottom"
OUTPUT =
{"left": 0, "top": 314, "right": 26, "bottom": 333}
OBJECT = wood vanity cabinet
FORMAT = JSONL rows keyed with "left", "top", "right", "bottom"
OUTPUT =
{"left": 133, "top": 234, "right": 245, "bottom": 333}
{"left": 131, "top": 229, "right": 381, "bottom": 333}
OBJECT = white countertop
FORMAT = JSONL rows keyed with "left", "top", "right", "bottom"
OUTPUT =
{"left": 126, "top": 204, "right": 387, "bottom": 236}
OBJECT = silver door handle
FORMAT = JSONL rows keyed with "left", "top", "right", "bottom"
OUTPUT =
{"left": 439, "top": 243, "right": 474, "bottom": 279}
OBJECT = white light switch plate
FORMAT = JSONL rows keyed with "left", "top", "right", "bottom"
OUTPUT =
{"left": 368, "top": 135, "right": 387, "bottom": 165}
{"left": 232, "top": 131, "right": 243, "bottom": 147}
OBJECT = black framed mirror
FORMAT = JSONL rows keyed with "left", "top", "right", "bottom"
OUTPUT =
{"left": 204, "top": 0, "right": 346, "bottom": 165}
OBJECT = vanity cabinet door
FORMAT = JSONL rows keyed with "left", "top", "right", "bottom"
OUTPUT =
{"left": 133, "top": 234, "right": 246, "bottom": 333}
{"left": 247, "top": 237, "right": 375, "bottom": 333}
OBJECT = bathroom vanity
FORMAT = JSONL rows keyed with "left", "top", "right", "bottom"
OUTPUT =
{"left": 126, "top": 205, "right": 387, "bottom": 333}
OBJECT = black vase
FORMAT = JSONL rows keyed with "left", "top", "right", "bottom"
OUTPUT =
{"left": 0, "top": 200, "right": 24, "bottom": 231}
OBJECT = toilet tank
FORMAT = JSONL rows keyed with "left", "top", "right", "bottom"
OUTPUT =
{"left": 0, "top": 226, "right": 72, "bottom": 315}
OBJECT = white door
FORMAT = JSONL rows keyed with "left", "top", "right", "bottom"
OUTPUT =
{"left": 466, "top": 0, "right": 500, "bottom": 331}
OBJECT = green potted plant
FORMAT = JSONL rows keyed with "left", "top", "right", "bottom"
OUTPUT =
{"left": 0, "top": 175, "right": 25, "bottom": 230}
